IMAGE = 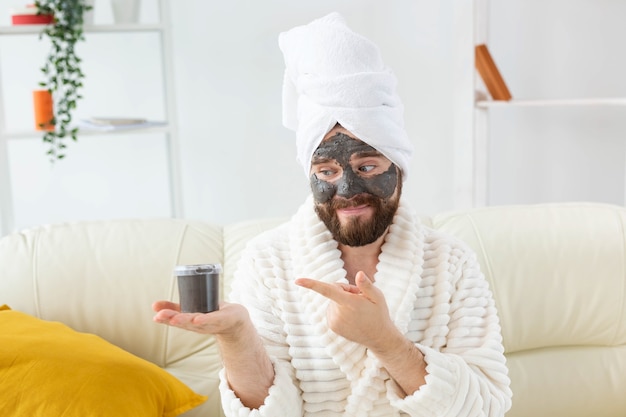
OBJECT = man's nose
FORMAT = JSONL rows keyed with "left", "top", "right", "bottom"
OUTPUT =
{"left": 336, "top": 168, "right": 367, "bottom": 198}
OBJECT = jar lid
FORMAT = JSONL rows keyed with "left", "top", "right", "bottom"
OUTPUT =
{"left": 173, "top": 263, "right": 222, "bottom": 276}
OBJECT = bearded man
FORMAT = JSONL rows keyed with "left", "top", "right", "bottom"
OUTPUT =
{"left": 153, "top": 12, "right": 512, "bottom": 417}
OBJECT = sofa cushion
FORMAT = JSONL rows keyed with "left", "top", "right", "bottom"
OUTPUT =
{"left": 0, "top": 218, "right": 231, "bottom": 416}
{"left": 0, "top": 304, "right": 206, "bottom": 417}
{"left": 431, "top": 202, "right": 626, "bottom": 417}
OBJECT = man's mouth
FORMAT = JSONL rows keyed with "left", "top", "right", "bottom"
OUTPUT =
{"left": 337, "top": 203, "right": 368, "bottom": 212}
{"left": 331, "top": 194, "right": 373, "bottom": 209}
{"left": 336, "top": 204, "right": 372, "bottom": 219}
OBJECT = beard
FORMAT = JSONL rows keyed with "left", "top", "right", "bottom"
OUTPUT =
{"left": 314, "top": 189, "right": 401, "bottom": 247}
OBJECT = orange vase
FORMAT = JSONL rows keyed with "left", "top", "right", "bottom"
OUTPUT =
{"left": 33, "top": 89, "right": 55, "bottom": 131}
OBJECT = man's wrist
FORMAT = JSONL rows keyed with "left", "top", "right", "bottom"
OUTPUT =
{"left": 216, "top": 314, "right": 254, "bottom": 346}
{"left": 369, "top": 328, "right": 422, "bottom": 362}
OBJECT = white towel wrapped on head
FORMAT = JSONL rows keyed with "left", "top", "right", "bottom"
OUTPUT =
{"left": 279, "top": 12, "right": 413, "bottom": 180}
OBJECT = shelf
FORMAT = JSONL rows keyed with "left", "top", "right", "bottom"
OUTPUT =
{"left": 0, "top": 0, "right": 181, "bottom": 236}
{"left": 0, "top": 23, "right": 164, "bottom": 35}
{"left": 1, "top": 124, "right": 171, "bottom": 140}
{"left": 476, "top": 97, "right": 626, "bottom": 109}
{"left": 83, "top": 23, "right": 165, "bottom": 33}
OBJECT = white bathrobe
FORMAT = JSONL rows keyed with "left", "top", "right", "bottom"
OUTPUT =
{"left": 219, "top": 196, "right": 512, "bottom": 416}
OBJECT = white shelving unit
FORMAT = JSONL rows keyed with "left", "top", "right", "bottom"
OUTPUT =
{"left": 0, "top": 0, "right": 182, "bottom": 236}
{"left": 470, "top": 0, "right": 626, "bottom": 208}
{"left": 476, "top": 98, "right": 626, "bottom": 109}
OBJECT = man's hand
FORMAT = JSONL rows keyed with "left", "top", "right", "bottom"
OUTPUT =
{"left": 295, "top": 271, "right": 396, "bottom": 351}
{"left": 152, "top": 301, "right": 250, "bottom": 339}
{"left": 296, "top": 271, "right": 428, "bottom": 395}
{"left": 153, "top": 300, "right": 274, "bottom": 408}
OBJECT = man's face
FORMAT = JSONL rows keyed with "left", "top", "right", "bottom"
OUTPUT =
{"left": 309, "top": 128, "right": 402, "bottom": 247}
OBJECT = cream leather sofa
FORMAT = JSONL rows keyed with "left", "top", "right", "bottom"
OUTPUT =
{"left": 1, "top": 202, "right": 625, "bottom": 417}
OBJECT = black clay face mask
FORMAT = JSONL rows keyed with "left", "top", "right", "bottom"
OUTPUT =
{"left": 310, "top": 133, "right": 402, "bottom": 247}
{"left": 309, "top": 133, "right": 398, "bottom": 204}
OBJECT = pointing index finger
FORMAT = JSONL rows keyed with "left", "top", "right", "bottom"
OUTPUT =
{"left": 295, "top": 278, "right": 348, "bottom": 302}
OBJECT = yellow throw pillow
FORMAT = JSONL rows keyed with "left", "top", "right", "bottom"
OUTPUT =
{"left": 0, "top": 305, "right": 207, "bottom": 417}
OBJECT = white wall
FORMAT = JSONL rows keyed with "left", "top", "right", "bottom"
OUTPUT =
{"left": 4, "top": 0, "right": 623, "bottom": 233}
{"left": 486, "top": 0, "right": 626, "bottom": 206}
{"left": 169, "top": 0, "right": 468, "bottom": 224}
{"left": 0, "top": 0, "right": 468, "bottom": 232}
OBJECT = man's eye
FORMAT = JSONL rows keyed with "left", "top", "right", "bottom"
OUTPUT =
{"left": 319, "top": 169, "right": 336, "bottom": 177}
{"left": 358, "top": 165, "right": 375, "bottom": 173}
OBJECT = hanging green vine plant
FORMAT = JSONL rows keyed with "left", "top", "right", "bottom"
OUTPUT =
{"left": 34, "top": 0, "right": 92, "bottom": 161}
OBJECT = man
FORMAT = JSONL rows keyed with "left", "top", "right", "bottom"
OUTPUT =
{"left": 153, "top": 12, "right": 512, "bottom": 416}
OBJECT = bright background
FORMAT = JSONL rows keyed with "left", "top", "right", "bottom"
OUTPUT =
{"left": 0, "top": 0, "right": 624, "bottom": 235}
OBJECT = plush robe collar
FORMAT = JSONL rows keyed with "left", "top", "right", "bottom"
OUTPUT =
{"left": 288, "top": 195, "right": 425, "bottom": 414}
